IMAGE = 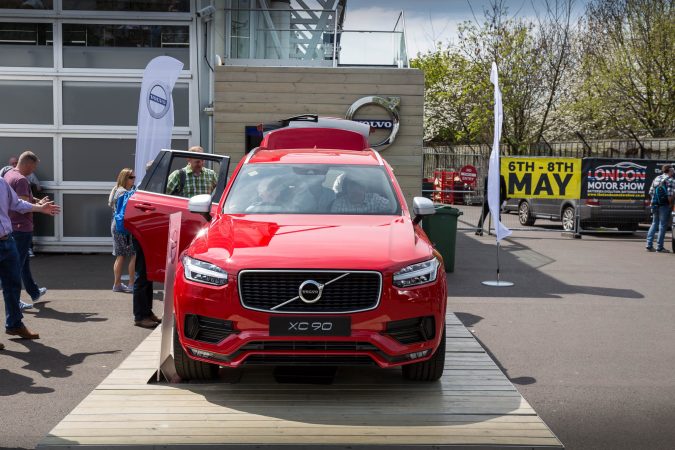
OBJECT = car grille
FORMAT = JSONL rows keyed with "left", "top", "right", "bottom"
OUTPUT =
{"left": 238, "top": 270, "right": 381, "bottom": 313}
{"left": 184, "top": 314, "right": 236, "bottom": 344}
{"left": 384, "top": 316, "right": 436, "bottom": 344}
{"left": 243, "top": 355, "right": 375, "bottom": 366}
{"left": 240, "top": 341, "right": 378, "bottom": 352}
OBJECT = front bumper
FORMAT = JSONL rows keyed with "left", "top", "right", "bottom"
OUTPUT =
{"left": 578, "top": 205, "right": 650, "bottom": 224}
{"left": 174, "top": 266, "right": 447, "bottom": 368}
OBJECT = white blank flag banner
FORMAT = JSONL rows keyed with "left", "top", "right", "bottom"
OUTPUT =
{"left": 134, "top": 56, "right": 184, "bottom": 184}
{"left": 488, "top": 63, "right": 512, "bottom": 242}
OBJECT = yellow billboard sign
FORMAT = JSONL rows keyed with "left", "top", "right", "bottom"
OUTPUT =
{"left": 501, "top": 157, "right": 581, "bottom": 199}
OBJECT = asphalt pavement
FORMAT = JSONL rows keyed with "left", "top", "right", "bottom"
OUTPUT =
{"left": 450, "top": 229, "right": 675, "bottom": 450}
{"left": 1, "top": 230, "right": 674, "bottom": 449}
{"left": 0, "top": 254, "right": 163, "bottom": 450}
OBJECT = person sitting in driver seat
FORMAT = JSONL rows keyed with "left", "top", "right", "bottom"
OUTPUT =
{"left": 330, "top": 175, "right": 390, "bottom": 214}
{"left": 290, "top": 176, "right": 336, "bottom": 213}
{"left": 166, "top": 146, "right": 218, "bottom": 198}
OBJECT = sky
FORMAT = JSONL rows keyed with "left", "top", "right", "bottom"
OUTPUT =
{"left": 343, "top": 0, "right": 587, "bottom": 58}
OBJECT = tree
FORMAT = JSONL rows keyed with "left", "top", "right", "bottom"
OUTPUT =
{"left": 572, "top": 0, "right": 674, "bottom": 138}
{"left": 411, "top": 49, "right": 485, "bottom": 145}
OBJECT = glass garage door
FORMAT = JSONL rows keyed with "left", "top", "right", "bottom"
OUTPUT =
{"left": 0, "top": 1, "right": 199, "bottom": 252}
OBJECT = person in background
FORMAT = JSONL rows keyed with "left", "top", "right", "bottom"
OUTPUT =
{"left": 165, "top": 146, "right": 218, "bottom": 197}
{"left": 2, "top": 156, "right": 41, "bottom": 257}
{"left": 2, "top": 151, "right": 50, "bottom": 310}
{"left": 0, "top": 156, "right": 18, "bottom": 178}
{"left": 476, "top": 175, "right": 508, "bottom": 236}
{"left": 108, "top": 168, "right": 136, "bottom": 293}
{"left": 130, "top": 161, "right": 160, "bottom": 329}
{"left": 645, "top": 164, "right": 675, "bottom": 253}
{"left": 1, "top": 175, "right": 60, "bottom": 346}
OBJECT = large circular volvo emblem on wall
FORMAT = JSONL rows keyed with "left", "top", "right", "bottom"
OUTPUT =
{"left": 346, "top": 96, "right": 400, "bottom": 151}
{"left": 146, "top": 82, "right": 171, "bottom": 119}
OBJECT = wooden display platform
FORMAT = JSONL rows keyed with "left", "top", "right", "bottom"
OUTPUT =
{"left": 38, "top": 313, "right": 563, "bottom": 449}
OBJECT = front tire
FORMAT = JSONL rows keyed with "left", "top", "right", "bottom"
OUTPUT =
{"left": 174, "top": 323, "right": 219, "bottom": 381}
{"left": 402, "top": 328, "right": 445, "bottom": 381}
{"left": 561, "top": 206, "right": 575, "bottom": 231}
{"left": 518, "top": 201, "right": 536, "bottom": 226}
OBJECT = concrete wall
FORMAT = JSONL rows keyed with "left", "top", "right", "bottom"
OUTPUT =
{"left": 214, "top": 66, "right": 424, "bottom": 205}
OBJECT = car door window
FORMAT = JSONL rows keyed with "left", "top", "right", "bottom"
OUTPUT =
{"left": 140, "top": 151, "right": 229, "bottom": 202}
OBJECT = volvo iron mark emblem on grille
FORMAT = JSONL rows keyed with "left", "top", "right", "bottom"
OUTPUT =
{"left": 298, "top": 280, "right": 323, "bottom": 303}
{"left": 270, "top": 273, "right": 350, "bottom": 311}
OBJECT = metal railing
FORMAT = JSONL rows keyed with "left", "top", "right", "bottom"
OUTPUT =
{"left": 223, "top": 5, "right": 408, "bottom": 67}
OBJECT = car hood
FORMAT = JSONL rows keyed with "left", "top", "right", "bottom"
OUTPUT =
{"left": 188, "top": 214, "right": 433, "bottom": 271}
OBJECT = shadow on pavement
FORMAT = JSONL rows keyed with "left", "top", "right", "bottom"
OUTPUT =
{"left": 0, "top": 369, "right": 55, "bottom": 396}
{"left": 30, "top": 253, "right": 114, "bottom": 290}
{"left": 26, "top": 301, "right": 108, "bottom": 323}
{"left": 449, "top": 231, "right": 644, "bottom": 299}
{"left": 454, "top": 312, "right": 537, "bottom": 386}
{"left": 1, "top": 341, "right": 120, "bottom": 379}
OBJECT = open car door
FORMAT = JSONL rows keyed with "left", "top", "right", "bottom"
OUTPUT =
{"left": 125, "top": 149, "right": 230, "bottom": 282}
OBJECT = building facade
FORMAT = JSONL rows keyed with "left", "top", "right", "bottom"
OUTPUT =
{"left": 0, "top": 0, "right": 417, "bottom": 252}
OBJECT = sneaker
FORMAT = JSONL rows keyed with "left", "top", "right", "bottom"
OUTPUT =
{"left": 28, "top": 248, "right": 34, "bottom": 258}
{"left": 656, "top": 248, "right": 671, "bottom": 253}
{"left": 19, "top": 301, "right": 34, "bottom": 310}
{"left": 113, "top": 284, "right": 133, "bottom": 293}
{"left": 646, "top": 247, "right": 655, "bottom": 252}
{"left": 32, "top": 287, "right": 47, "bottom": 303}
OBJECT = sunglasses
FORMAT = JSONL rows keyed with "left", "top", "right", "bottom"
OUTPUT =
{"left": 129, "top": 176, "right": 136, "bottom": 179}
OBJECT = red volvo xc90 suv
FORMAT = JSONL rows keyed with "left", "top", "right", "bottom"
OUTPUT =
{"left": 126, "top": 117, "right": 447, "bottom": 381}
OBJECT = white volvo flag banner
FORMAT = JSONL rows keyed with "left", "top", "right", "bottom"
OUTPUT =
{"left": 134, "top": 56, "right": 184, "bottom": 184}
{"left": 488, "top": 63, "right": 512, "bottom": 242}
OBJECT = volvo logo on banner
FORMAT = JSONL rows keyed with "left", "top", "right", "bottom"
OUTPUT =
{"left": 134, "top": 56, "right": 184, "bottom": 184}
{"left": 146, "top": 82, "right": 171, "bottom": 119}
{"left": 346, "top": 96, "right": 400, "bottom": 151}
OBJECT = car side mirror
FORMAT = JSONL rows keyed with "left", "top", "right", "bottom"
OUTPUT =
{"left": 412, "top": 197, "right": 435, "bottom": 225}
{"left": 188, "top": 194, "right": 213, "bottom": 221}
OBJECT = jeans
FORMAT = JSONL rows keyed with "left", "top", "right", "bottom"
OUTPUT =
{"left": 1, "top": 237, "right": 23, "bottom": 330}
{"left": 12, "top": 230, "right": 40, "bottom": 300}
{"left": 132, "top": 237, "right": 154, "bottom": 322}
{"left": 646, "top": 205, "right": 671, "bottom": 250}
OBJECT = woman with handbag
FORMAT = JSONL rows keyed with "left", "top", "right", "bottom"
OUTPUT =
{"left": 108, "top": 168, "right": 136, "bottom": 292}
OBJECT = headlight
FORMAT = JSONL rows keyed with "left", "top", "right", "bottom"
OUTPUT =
{"left": 393, "top": 258, "right": 439, "bottom": 288}
{"left": 182, "top": 256, "right": 228, "bottom": 286}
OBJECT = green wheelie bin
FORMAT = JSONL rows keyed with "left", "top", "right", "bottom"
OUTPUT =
{"left": 422, "top": 205, "right": 462, "bottom": 272}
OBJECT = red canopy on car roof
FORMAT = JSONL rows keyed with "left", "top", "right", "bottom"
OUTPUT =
{"left": 259, "top": 127, "right": 369, "bottom": 151}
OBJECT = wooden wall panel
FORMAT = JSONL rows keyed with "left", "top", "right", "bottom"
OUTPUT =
{"left": 214, "top": 66, "right": 424, "bottom": 204}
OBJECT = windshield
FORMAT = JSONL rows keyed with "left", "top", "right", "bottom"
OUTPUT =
{"left": 223, "top": 164, "right": 401, "bottom": 215}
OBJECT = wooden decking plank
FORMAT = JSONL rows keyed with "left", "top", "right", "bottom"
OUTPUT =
{"left": 41, "top": 435, "right": 562, "bottom": 446}
{"left": 58, "top": 413, "right": 546, "bottom": 423}
{"left": 54, "top": 420, "right": 552, "bottom": 430}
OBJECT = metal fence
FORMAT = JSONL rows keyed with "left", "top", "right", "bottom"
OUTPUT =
{"left": 423, "top": 137, "right": 675, "bottom": 179}
{"left": 422, "top": 140, "right": 675, "bottom": 236}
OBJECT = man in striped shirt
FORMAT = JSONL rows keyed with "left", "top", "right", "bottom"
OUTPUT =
{"left": 165, "top": 146, "right": 218, "bottom": 198}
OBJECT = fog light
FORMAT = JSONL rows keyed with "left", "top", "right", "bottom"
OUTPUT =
{"left": 407, "top": 350, "right": 430, "bottom": 360}
{"left": 189, "top": 348, "right": 213, "bottom": 359}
